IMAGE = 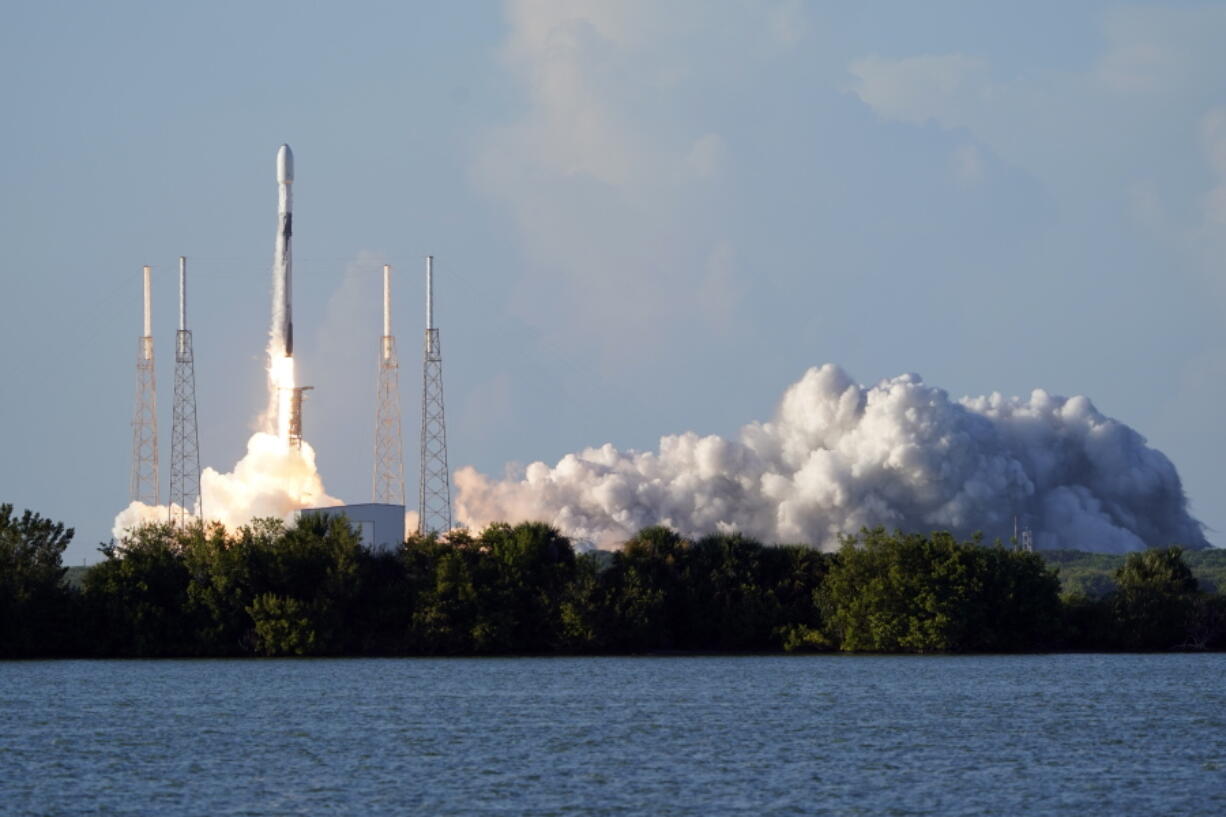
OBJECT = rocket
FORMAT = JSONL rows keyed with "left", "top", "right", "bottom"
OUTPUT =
{"left": 142, "top": 265, "right": 153, "bottom": 355}
{"left": 272, "top": 144, "right": 294, "bottom": 356}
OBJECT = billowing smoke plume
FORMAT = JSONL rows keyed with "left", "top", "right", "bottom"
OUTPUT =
{"left": 113, "top": 433, "right": 341, "bottom": 539}
{"left": 113, "top": 427, "right": 339, "bottom": 533}
{"left": 113, "top": 326, "right": 342, "bottom": 538}
{"left": 455, "top": 365, "right": 1208, "bottom": 553}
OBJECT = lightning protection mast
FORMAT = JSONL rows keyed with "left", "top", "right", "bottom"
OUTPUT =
{"left": 130, "top": 265, "right": 160, "bottom": 506}
{"left": 169, "top": 257, "right": 202, "bottom": 525}
{"left": 373, "top": 263, "right": 405, "bottom": 505}
{"left": 418, "top": 255, "right": 452, "bottom": 534}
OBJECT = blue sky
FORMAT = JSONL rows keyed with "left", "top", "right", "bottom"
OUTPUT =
{"left": 2, "top": 2, "right": 1224, "bottom": 564}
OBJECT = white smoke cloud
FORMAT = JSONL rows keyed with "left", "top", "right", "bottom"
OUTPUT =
{"left": 454, "top": 364, "right": 1207, "bottom": 553}
{"left": 112, "top": 432, "right": 341, "bottom": 540}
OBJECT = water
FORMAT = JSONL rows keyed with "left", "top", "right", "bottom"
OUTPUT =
{"left": 1, "top": 655, "right": 1223, "bottom": 816}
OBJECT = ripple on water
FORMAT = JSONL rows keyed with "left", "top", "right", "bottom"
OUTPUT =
{"left": 1, "top": 655, "right": 1224, "bottom": 816}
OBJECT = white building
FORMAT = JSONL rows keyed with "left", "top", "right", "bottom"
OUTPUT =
{"left": 299, "top": 503, "right": 405, "bottom": 551}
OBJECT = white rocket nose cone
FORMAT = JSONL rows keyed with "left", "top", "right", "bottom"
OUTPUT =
{"left": 276, "top": 144, "right": 294, "bottom": 184}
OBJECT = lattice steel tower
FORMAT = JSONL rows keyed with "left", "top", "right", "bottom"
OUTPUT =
{"left": 130, "top": 265, "right": 160, "bottom": 505}
{"left": 287, "top": 386, "right": 313, "bottom": 449}
{"left": 418, "top": 255, "right": 452, "bottom": 534}
{"left": 1012, "top": 515, "right": 1035, "bottom": 552}
{"left": 373, "top": 264, "right": 405, "bottom": 505}
{"left": 169, "top": 257, "right": 201, "bottom": 525}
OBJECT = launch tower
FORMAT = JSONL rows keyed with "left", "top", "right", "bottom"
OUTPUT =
{"left": 169, "top": 256, "right": 202, "bottom": 525}
{"left": 130, "top": 265, "right": 160, "bottom": 505}
{"left": 417, "top": 255, "right": 452, "bottom": 534}
{"left": 1012, "top": 515, "right": 1035, "bottom": 552}
{"left": 287, "top": 386, "right": 313, "bottom": 449}
{"left": 373, "top": 264, "right": 405, "bottom": 505}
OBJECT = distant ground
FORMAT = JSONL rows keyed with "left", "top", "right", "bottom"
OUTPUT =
{"left": 62, "top": 548, "right": 1226, "bottom": 598}
{"left": 63, "top": 566, "right": 89, "bottom": 589}
{"left": 1041, "top": 548, "right": 1226, "bottom": 597}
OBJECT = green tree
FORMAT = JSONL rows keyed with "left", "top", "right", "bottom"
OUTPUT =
{"left": 284, "top": 513, "right": 362, "bottom": 649}
{"left": 603, "top": 526, "right": 689, "bottom": 651}
{"left": 558, "top": 552, "right": 607, "bottom": 651}
{"left": 767, "top": 544, "right": 834, "bottom": 652}
{"left": 83, "top": 524, "right": 196, "bottom": 656}
{"left": 476, "top": 522, "right": 576, "bottom": 652}
{"left": 1059, "top": 591, "right": 1116, "bottom": 650}
{"left": 0, "top": 504, "right": 76, "bottom": 657}
{"left": 819, "top": 528, "right": 1061, "bottom": 653}
{"left": 30, "top": 507, "right": 1221, "bottom": 657}
{"left": 1187, "top": 593, "right": 1226, "bottom": 650}
{"left": 1112, "top": 546, "right": 1199, "bottom": 650}
{"left": 181, "top": 519, "right": 258, "bottom": 654}
{"left": 237, "top": 513, "right": 363, "bottom": 654}
{"left": 349, "top": 548, "right": 413, "bottom": 654}
{"left": 965, "top": 544, "right": 1064, "bottom": 651}
{"left": 678, "top": 533, "right": 780, "bottom": 650}
{"left": 408, "top": 534, "right": 481, "bottom": 654}
{"left": 247, "top": 593, "right": 317, "bottom": 656}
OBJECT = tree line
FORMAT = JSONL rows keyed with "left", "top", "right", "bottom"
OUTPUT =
{"left": 2, "top": 502, "right": 1224, "bottom": 658}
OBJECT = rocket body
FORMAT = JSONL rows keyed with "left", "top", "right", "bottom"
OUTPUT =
{"left": 383, "top": 264, "right": 391, "bottom": 339}
{"left": 178, "top": 256, "right": 187, "bottom": 332}
{"left": 382, "top": 264, "right": 393, "bottom": 361}
{"left": 142, "top": 265, "right": 153, "bottom": 339}
{"left": 141, "top": 265, "right": 153, "bottom": 361}
{"left": 268, "top": 144, "right": 298, "bottom": 444}
{"left": 272, "top": 144, "right": 294, "bottom": 356}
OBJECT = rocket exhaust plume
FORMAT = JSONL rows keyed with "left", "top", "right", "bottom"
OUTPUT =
{"left": 454, "top": 364, "right": 1210, "bottom": 554}
{"left": 113, "top": 144, "right": 340, "bottom": 542}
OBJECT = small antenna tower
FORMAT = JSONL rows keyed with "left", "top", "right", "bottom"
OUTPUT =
{"left": 418, "top": 255, "right": 452, "bottom": 534}
{"left": 130, "top": 265, "right": 160, "bottom": 505}
{"left": 169, "top": 257, "right": 202, "bottom": 525}
{"left": 373, "top": 264, "right": 405, "bottom": 504}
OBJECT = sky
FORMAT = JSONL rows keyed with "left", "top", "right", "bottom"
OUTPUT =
{"left": 1, "top": 1, "right": 1224, "bottom": 565}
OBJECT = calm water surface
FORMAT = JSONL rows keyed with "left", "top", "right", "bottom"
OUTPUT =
{"left": 1, "top": 655, "right": 1224, "bottom": 815}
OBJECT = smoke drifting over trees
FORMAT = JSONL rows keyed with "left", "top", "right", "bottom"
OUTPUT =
{"left": 456, "top": 365, "right": 1207, "bottom": 553}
